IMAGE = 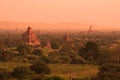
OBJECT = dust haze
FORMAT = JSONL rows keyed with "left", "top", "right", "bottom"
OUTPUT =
{"left": 0, "top": 21, "right": 119, "bottom": 32}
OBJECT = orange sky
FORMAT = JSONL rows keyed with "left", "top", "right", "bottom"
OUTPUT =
{"left": 0, "top": 0, "right": 120, "bottom": 26}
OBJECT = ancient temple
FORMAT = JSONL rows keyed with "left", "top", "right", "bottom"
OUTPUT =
{"left": 63, "top": 33, "right": 71, "bottom": 42}
{"left": 88, "top": 25, "right": 93, "bottom": 33}
{"left": 22, "top": 27, "right": 40, "bottom": 46}
{"left": 46, "top": 40, "right": 51, "bottom": 48}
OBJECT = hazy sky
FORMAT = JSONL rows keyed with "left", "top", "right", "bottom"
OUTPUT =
{"left": 0, "top": 0, "right": 120, "bottom": 26}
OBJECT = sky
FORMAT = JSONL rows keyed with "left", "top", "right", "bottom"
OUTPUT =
{"left": 0, "top": 0, "right": 120, "bottom": 26}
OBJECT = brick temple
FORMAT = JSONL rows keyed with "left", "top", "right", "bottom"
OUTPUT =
{"left": 46, "top": 40, "right": 51, "bottom": 48}
{"left": 63, "top": 33, "right": 71, "bottom": 42}
{"left": 22, "top": 27, "right": 40, "bottom": 46}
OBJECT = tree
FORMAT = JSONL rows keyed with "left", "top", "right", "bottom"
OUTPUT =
{"left": 12, "top": 66, "right": 32, "bottom": 80}
{"left": 94, "top": 47, "right": 120, "bottom": 80}
{"left": 16, "top": 44, "right": 32, "bottom": 55}
{"left": 0, "top": 48, "right": 15, "bottom": 61}
{"left": 0, "top": 68, "right": 10, "bottom": 80}
{"left": 59, "top": 55, "right": 71, "bottom": 63}
{"left": 70, "top": 56, "right": 86, "bottom": 64}
{"left": 32, "top": 49, "right": 43, "bottom": 56}
{"left": 30, "top": 62, "right": 51, "bottom": 74}
{"left": 95, "top": 64, "right": 120, "bottom": 80}
{"left": 51, "top": 41, "right": 60, "bottom": 49}
{"left": 59, "top": 43, "right": 78, "bottom": 56}
{"left": 79, "top": 41, "right": 100, "bottom": 61}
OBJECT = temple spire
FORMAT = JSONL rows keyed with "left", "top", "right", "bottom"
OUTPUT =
{"left": 22, "top": 26, "right": 40, "bottom": 46}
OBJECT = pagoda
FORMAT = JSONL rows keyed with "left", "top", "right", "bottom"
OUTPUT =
{"left": 22, "top": 27, "right": 40, "bottom": 46}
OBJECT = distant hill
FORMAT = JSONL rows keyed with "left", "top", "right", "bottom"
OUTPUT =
{"left": 0, "top": 21, "right": 119, "bottom": 32}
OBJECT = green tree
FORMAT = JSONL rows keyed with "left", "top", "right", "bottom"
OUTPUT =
{"left": 95, "top": 64, "right": 120, "bottom": 80}
{"left": 51, "top": 41, "right": 60, "bottom": 49}
{"left": 0, "top": 48, "right": 15, "bottom": 61}
{"left": 16, "top": 44, "right": 32, "bottom": 55}
{"left": 12, "top": 66, "right": 33, "bottom": 80}
{"left": 79, "top": 41, "right": 100, "bottom": 61}
{"left": 94, "top": 47, "right": 120, "bottom": 80}
{"left": 30, "top": 62, "right": 51, "bottom": 74}
{"left": 59, "top": 43, "right": 78, "bottom": 56}
{"left": 32, "top": 49, "right": 43, "bottom": 56}
{"left": 0, "top": 68, "right": 10, "bottom": 80}
{"left": 70, "top": 56, "right": 86, "bottom": 64}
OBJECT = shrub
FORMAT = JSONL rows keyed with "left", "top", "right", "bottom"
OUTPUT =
{"left": 0, "top": 48, "right": 15, "bottom": 61}
{"left": 70, "top": 56, "right": 86, "bottom": 64}
{"left": 51, "top": 41, "right": 60, "bottom": 49}
{"left": 27, "top": 55, "right": 39, "bottom": 63}
{"left": 32, "top": 49, "right": 43, "bottom": 56}
{"left": 47, "top": 51, "right": 63, "bottom": 63}
{"left": 30, "top": 62, "right": 51, "bottom": 74}
{"left": 40, "top": 55, "right": 50, "bottom": 63}
{"left": 0, "top": 68, "right": 10, "bottom": 80}
{"left": 59, "top": 55, "right": 71, "bottom": 63}
{"left": 79, "top": 41, "right": 100, "bottom": 61}
{"left": 95, "top": 64, "right": 120, "bottom": 80}
{"left": 12, "top": 66, "right": 33, "bottom": 80}
{"left": 31, "top": 75, "right": 45, "bottom": 80}
{"left": 16, "top": 44, "right": 32, "bottom": 55}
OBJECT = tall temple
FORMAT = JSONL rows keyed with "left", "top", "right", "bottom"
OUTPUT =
{"left": 46, "top": 40, "right": 51, "bottom": 49}
{"left": 22, "top": 27, "right": 40, "bottom": 46}
{"left": 88, "top": 25, "right": 93, "bottom": 33}
{"left": 63, "top": 33, "right": 71, "bottom": 42}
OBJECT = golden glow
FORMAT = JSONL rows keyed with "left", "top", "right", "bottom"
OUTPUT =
{"left": 0, "top": 0, "right": 120, "bottom": 31}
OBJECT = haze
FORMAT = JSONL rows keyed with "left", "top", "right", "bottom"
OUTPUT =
{"left": 0, "top": 0, "right": 120, "bottom": 31}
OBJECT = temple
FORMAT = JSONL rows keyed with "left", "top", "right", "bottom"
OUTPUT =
{"left": 63, "top": 33, "right": 71, "bottom": 42}
{"left": 22, "top": 27, "right": 40, "bottom": 46}
{"left": 46, "top": 40, "right": 51, "bottom": 48}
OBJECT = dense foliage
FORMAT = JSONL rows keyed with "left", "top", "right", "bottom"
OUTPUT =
{"left": 12, "top": 66, "right": 32, "bottom": 80}
{"left": 0, "top": 68, "right": 10, "bottom": 80}
{"left": 16, "top": 44, "right": 32, "bottom": 55}
{"left": 79, "top": 41, "right": 100, "bottom": 61}
{"left": 0, "top": 31, "right": 120, "bottom": 80}
{"left": 30, "top": 62, "right": 51, "bottom": 74}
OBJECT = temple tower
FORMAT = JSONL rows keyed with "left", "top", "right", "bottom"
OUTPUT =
{"left": 22, "top": 27, "right": 40, "bottom": 46}
{"left": 63, "top": 33, "right": 71, "bottom": 42}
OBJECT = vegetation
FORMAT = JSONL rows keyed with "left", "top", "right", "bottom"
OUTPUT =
{"left": 32, "top": 49, "right": 43, "bottom": 56}
{"left": 16, "top": 44, "right": 32, "bottom": 55}
{"left": 0, "top": 31, "right": 119, "bottom": 80}
{"left": 79, "top": 41, "right": 100, "bottom": 61}
{"left": 12, "top": 66, "right": 33, "bottom": 80}
{"left": 95, "top": 64, "right": 120, "bottom": 80}
{"left": 30, "top": 62, "right": 51, "bottom": 74}
{"left": 0, "top": 48, "right": 15, "bottom": 61}
{"left": 94, "top": 46, "right": 120, "bottom": 80}
{"left": 0, "top": 68, "right": 10, "bottom": 80}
